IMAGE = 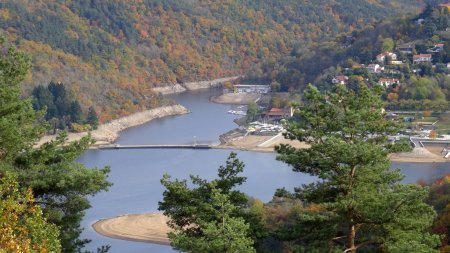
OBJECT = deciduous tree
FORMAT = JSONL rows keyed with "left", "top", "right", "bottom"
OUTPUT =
{"left": 0, "top": 171, "right": 61, "bottom": 253}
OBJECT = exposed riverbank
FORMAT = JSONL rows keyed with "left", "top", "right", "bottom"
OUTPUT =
{"left": 36, "top": 105, "right": 189, "bottom": 147}
{"left": 216, "top": 128, "right": 450, "bottom": 162}
{"left": 92, "top": 213, "right": 170, "bottom": 245}
{"left": 152, "top": 76, "right": 241, "bottom": 95}
{"left": 211, "top": 93, "right": 261, "bottom": 105}
{"left": 390, "top": 147, "right": 449, "bottom": 163}
{"left": 215, "top": 131, "right": 309, "bottom": 152}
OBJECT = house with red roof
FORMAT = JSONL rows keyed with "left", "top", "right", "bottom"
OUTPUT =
{"left": 264, "top": 107, "right": 293, "bottom": 121}
{"left": 413, "top": 54, "right": 432, "bottom": 64}
{"left": 332, "top": 75, "right": 349, "bottom": 85}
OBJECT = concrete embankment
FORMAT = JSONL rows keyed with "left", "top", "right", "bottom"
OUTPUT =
{"left": 152, "top": 76, "right": 241, "bottom": 95}
{"left": 36, "top": 105, "right": 190, "bottom": 146}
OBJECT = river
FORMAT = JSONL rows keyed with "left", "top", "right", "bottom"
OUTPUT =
{"left": 79, "top": 89, "right": 450, "bottom": 253}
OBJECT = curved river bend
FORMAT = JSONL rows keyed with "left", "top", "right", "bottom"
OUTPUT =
{"left": 80, "top": 89, "right": 450, "bottom": 253}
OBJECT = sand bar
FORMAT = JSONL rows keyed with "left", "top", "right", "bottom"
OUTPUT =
{"left": 92, "top": 213, "right": 171, "bottom": 245}
{"left": 390, "top": 147, "right": 449, "bottom": 163}
{"left": 211, "top": 93, "right": 261, "bottom": 105}
{"left": 216, "top": 132, "right": 309, "bottom": 152}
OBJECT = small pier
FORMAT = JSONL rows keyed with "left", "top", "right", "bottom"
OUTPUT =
{"left": 97, "top": 144, "right": 212, "bottom": 150}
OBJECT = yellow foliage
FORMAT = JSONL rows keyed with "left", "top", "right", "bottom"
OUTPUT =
{"left": 305, "top": 203, "right": 323, "bottom": 213}
{"left": 0, "top": 174, "right": 61, "bottom": 252}
{"left": 423, "top": 111, "right": 432, "bottom": 117}
{"left": 429, "top": 130, "right": 438, "bottom": 139}
{"left": 71, "top": 123, "right": 91, "bottom": 133}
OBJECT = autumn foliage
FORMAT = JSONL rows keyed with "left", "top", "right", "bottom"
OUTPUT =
{"left": 0, "top": 173, "right": 61, "bottom": 253}
{"left": 0, "top": 0, "right": 422, "bottom": 120}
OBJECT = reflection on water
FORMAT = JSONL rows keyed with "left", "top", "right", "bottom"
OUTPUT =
{"left": 80, "top": 90, "right": 450, "bottom": 253}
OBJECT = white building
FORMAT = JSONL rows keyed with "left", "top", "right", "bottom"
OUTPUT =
{"left": 233, "top": 84, "right": 271, "bottom": 94}
{"left": 376, "top": 52, "right": 397, "bottom": 63}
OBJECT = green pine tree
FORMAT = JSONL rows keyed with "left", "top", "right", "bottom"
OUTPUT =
{"left": 159, "top": 152, "right": 259, "bottom": 252}
{"left": 87, "top": 106, "right": 99, "bottom": 130}
{"left": 0, "top": 36, "right": 111, "bottom": 252}
{"left": 276, "top": 84, "right": 440, "bottom": 252}
{"left": 169, "top": 188, "right": 255, "bottom": 253}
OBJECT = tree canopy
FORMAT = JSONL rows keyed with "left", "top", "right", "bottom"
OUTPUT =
{"left": 158, "top": 152, "right": 260, "bottom": 252}
{"left": 0, "top": 171, "right": 61, "bottom": 253}
{"left": 0, "top": 37, "right": 111, "bottom": 252}
{"left": 276, "top": 84, "right": 440, "bottom": 252}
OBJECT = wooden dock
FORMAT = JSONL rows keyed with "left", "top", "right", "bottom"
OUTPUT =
{"left": 97, "top": 144, "right": 212, "bottom": 150}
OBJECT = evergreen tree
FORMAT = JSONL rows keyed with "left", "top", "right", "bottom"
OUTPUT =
{"left": 87, "top": 106, "right": 99, "bottom": 129}
{"left": 32, "top": 82, "right": 84, "bottom": 128}
{"left": 0, "top": 37, "right": 44, "bottom": 161}
{"left": 169, "top": 188, "right": 255, "bottom": 253}
{"left": 0, "top": 37, "right": 111, "bottom": 252}
{"left": 246, "top": 101, "right": 259, "bottom": 122}
{"left": 70, "top": 100, "right": 83, "bottom": 123}
{"left": 276, "top": 84, "right": 440, "bottom": 252}
{"left": 159, "top": 152, "right": 260, "bottom": 252}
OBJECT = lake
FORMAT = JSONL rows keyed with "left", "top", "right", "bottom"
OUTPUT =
{"left": 80, "top": 89, "right": 450, "bottom": 253}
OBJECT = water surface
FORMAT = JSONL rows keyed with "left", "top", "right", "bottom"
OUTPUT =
{"left": 80, "top": 90, "right": 450, "bottom": 253}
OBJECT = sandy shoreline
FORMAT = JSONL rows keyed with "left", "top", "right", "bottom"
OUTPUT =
{"left": 215, "top": 129, "right": 450, "bottom": 163}
{"left": 92, "top": 213, "right": 171, "bottom": 245}
{"left": 152, "top": 76, "right": 241, "bottom": 95}
{"left": 91, "top": 137, "right": 449, "bottom": 246}
{"left": 390, "top": 147, "right": 449, "bottom": 163}
{"left": 211, "top": 93, "right": 261, "bottom": 105}
{"left": 215, "top": 133, "right": 309, "bottom": 152}
{"left": 36, "top": 105, "right": 190, "bottom": 147}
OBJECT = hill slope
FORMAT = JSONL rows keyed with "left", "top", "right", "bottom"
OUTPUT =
{"left": 0, "top": 0, "right": 423, "bottom": 120}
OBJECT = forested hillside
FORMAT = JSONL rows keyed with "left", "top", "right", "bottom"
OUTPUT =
{"left": 257, "top": 1, "right": 450, "bottom": 113}
{"left": 0, "top": 0, "right": 422, "bottom": 120}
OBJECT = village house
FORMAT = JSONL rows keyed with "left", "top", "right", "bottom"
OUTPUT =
{"left": 263, "top": 107, "right": 294, "bottom": 121}
{"left": 427, "top": 44, "right": 444, "bottom": 53}
{"left": 366, "top": 64, "right": 382, "bottom": 73}
{"left": 396, "top": 43, "right": 414, "bottom": 54}
{"left": 413, "top": 54, "right": 432, "bottom": 64}
{"left": 332, "top": 75, "right": 349, "bottom": 85}
{"left": 233, "top": 84, "right": 271, "bottom": 94}
{"left": 378, "top": 78, "right": 400, "bottom": 87}
{"left": 376, "top": 52, "right": 397, "bottom": 63}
